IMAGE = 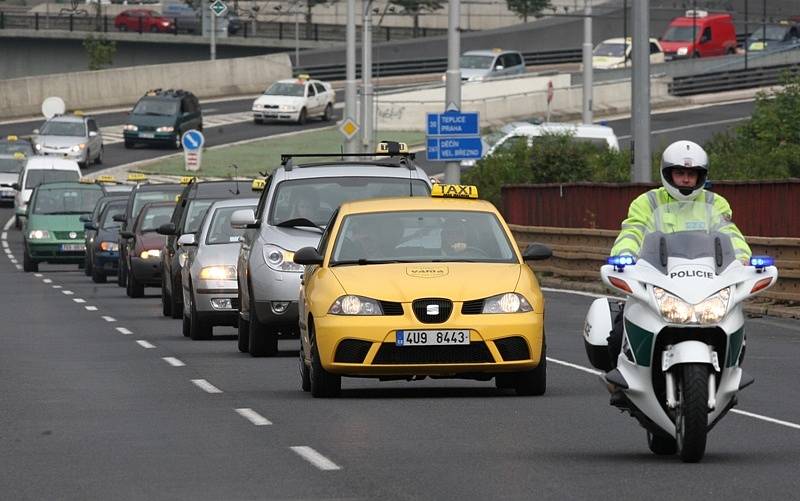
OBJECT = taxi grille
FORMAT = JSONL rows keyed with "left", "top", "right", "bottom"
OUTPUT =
{"left": 373, "top": 342, "right": 493, "bottom": 365}
{"left": 495, "top": 337, "right": 530, "bottom": 361}
{"left": 412, "top": 298, "right": 452, "bottom": 324}
{"left": 53, "top": 231, "right": 81, "bottom": 240}
{"left": 461, "top": 299, "right": 484, "bottom": 315}
{"left": 379, "top": 300, "right": 404, "bottom": 316}
{"left": 334, "top": 339, "right": 373, "bottom": 363}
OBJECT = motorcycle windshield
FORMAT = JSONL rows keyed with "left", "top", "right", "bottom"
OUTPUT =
{"left": 638, "top": 202, "right": 737, "bottom": 274}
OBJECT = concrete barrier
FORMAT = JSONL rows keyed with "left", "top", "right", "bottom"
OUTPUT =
{"left": 0, "top": 52, "right": 291, "bottom": 119}
{"left": 376, "top": 73, "right": 671, "bottom": 130}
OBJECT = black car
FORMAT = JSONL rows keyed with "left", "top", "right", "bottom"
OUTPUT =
{"left": 86, "top": 199, "right": 128, "bottom": 283}
{"left": 114, "top": 182, "right": 183, "bottom": 289}
{"left": 122, "top": 89, "right": 202, "bottom": 149}
{"left": 158, "top": 179, "right": 264, "bottom": 319}
{"left": 81, "top": 193, "right": 129, "bottom": 276}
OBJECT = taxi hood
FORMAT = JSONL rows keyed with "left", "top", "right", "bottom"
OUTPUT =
{"left": 27, "top": 214, "right": 85, "bottom": 232}
{"left": 330, "top": 262, "right": 522, "bottom": 302}
{"left": 253, "top": 95, "right": 305, "bottom": 106}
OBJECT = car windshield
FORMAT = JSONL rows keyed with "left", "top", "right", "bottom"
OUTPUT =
{"left": 0, "top": 140, "right": 33, "bottom": 157}
{"left": 662, "top": 25, "right": 698, "bottom": 42}
{"left": 32, "top": 187, "right": 103, "bottom": 214}
{"left": 747, "top": 26, "right": 789, "bottom": 42}
{"left": 131, "top": 189, "right": 181, "bottom": 219}
{"left": 0, "top": 157, "right": 25, "bottom": 174}
{"left": 25, "top": 169, "right": 80, "bottom": 189}
{"left": 182, "top": 199, "right": 214, "bottom": 233}
{"left": 138, "top": 205, "right": 175, "bottom": 232}
{"left": 101, "top": 203, "right": 126, "bottom": 230}
{"left": 40, "top": 121, "right": 85, "bottom": 137}
{"left": 133, "top": 98, "right": 179, "bottom": 116}
{"left": 593, "top": 42, "right": 627, "bottom": 57}
{"left": 460, "top": 55, "right": 494, "bottom": 69}
{"left": 205, "top": 206, "right": 249, "bottom": 245}
{"left": 264, "top": 83, "right": 305, "bottom": 97}
{"left": 330, "top": 210, "right": 518, "bottom": 265}
{"left": 269, "top": 177, "right": 430, "bottom": 228}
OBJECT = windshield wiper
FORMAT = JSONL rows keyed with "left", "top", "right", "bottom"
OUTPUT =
{"left": 39, "top": 210, "right": 91, "bottom": 215}
{"left": 275, "top": 218, "right": 324, "bottom": 232}
{"left": 331, "top": 259, "right": 408, "bottom": 267}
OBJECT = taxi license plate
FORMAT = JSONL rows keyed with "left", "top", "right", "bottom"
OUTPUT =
{"left": 60, "top": 244, "right": 85, "bottom": 252}
{"left": 139, "top": 132, "right": 155, "bottom": 138}
{"left": 396, "top": 330, "right": 469, "bottom": 346}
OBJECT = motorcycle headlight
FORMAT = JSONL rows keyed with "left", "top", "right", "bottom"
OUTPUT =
{"left": 123, "top": 124, "right": 138, "bottom": 132}
{"left": 653, "top": 287, "right": 730, "bottom": 325}
{"left": 481, "top": 292, "right": 533, "bottom": 314}
{"left": 99, "top": 241, "right": 119, "bottom": 252}
{"left": 262, "top": 244, "right": 303, "bottom": 272}
{"left": 139, "top": 249, "right": 161, "bottom": 259}
{"left": 156, "top": 126, "right": 174, "bottom": 133}
{"left": 28, "top": 229, "right": 50, "bottom": 240}
{"left": 329, "top": 295, "right": 383, "bottom": 316}
{"left": 199, "top": 265, "right": 237, "bottom": 280}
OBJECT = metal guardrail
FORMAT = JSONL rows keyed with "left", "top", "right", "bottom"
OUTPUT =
{"left": 297, "top": 48, "right": 583, "bottom": 81}
{"left": 670, "top": 61, "right": 800, "bottom": 96}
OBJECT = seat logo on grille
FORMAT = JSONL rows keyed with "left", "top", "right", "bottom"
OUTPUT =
{"left": 426, "top": 304, "right": 440, "bottom": 316}
{"left": 69, "top": 232, "right": 77, "bottom": 239}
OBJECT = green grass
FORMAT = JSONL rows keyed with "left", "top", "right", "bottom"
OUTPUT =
{"left": 137, "top": 129, "right": 426, "bottom": 178}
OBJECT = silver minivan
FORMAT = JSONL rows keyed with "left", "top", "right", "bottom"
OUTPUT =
{"left": 459, "top": 49, "right": 526, "bottom": 82}
{"left": 231, "top": 148, "right": 432, "bottom": 357}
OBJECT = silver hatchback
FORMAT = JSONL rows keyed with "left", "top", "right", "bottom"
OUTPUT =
{"left": 232, "top": 148, "right": 432, "bottom": 357}
{"left": 33, "top": 114, "right": 104, "bottom": 169}
{"left": 179, "top": 198, "right": 258, "bottom": 340}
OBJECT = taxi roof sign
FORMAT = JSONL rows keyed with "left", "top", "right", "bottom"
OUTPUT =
{"left": 251, "top": 179, "right": 266, "bottom": 191}
{"left": 431, "top": 184, "right": 479, "bottom": 199}
{"left": 79, "top": 178, "right": 94, "bottom": 184}
{"left": 96, "top": 175, "right": 116, "bottom": 183}
{"left": 127, "top": 173, "right": 148, "bottom": 182}
{"left": 180, "top": 176, "right": 196, "bottom": 185}
{"left": 376, "top": 141, "right": 408, "bottom": 155}
{"left": 13, "top": 152, "right": 26, "bottom": 159}
{"left": 7, "top": 135, "right": 18, "bottom": 141}
{"left": 297, "top": 73, "right": 310, "bottom": 80}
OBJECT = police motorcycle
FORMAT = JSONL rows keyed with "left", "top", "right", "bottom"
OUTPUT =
{"left": 583, "top": 201, "right": 778, "bottom": 462}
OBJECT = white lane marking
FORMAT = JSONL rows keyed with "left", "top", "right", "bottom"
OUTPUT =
{"left": 42, "top": 278, "right": 52, "bottom": 283}
{"left": 52, "top": 285, "right": 62, "bottom": 289}
{"left": 542, "top": 286, "right": 611, "bottom": 300}
{"left": 14, "top": 264, "right": 21, "bottom": 270}
{"left": 290, "top": 446, "right": 341, "bottom": 471}
{"left": 33, "top": 272, "right": 42, "bottom": 277}
{"left": 1, "top": 240, "right": 7, "bottom": 248}
{"left": 9, "top": 258, "right": 17, "bottom": 264}
{"left": 73, "top": 298, "right": 86, "bottom": 303}
{"left": 1, "top": 232, "right": 7, "bottom": 240}
{"left": 102, "top": 316, "right": 116, "bottom": 322}
{"left": 235, "top": 408, "right": 272, "bottom": 426}
{"left": 136, "top": 340, "right": 156, "bottom": 349}
{"left": 116, "top": 327, "right": 132, "bottom": 335}
{"left": 731, "top": 410, "right": 800, "bottom": 431}
{"left": 61, "top": 290, "right": 74, "bottom": 295}
{"left": 162, "top": 357, "right": 185, "bottom": 367}
{"left": 4, "top": 249, "right": 11, "bottom": 254}
{"left": 617, "top": 117, "right": 749, "bottom": 141}
{"left": 191, "top": 379, "right": 223, "bottom": 394}
{"left": 85, "top": 306, "right": 98, "bottom": 311}
{"left": 3, "top": 217, "right": 12, "bottom": 231}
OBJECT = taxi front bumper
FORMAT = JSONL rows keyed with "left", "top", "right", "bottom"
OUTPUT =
{"left": 314, "top": 310, "right": 544, "bottom": 377}
{"left": 252, "top": 108, "right": 301, "bottom": 122}
{"left": 27, "top": 240, "right": 86, "bottom": 262}
{"left": 39, "top": 147, "right": 87, "bottom": 162}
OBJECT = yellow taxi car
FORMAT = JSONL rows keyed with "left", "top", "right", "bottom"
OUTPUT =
{"left": 293, "top": 185, "right": 552, "bottom": 397}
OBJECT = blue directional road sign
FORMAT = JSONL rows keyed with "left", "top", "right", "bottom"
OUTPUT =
{"left": 181, "top": 129, "right": 204, "bottom": 151}
{"left": 427, "top": 137, "right": 483, "bottom": 161}
{"left": 427, "top": 110, "right": 480, "bottom": 136}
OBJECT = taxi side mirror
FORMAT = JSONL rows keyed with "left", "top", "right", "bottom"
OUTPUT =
{"left": 79, "top": 214, "right": 91, "bottom": 223}
{"left": 177, "top": 233, "right": 196, "bottom": 247}
{"left": 119, "top": 230, "right": 135, "bottom": 239}
{"left": 10, "top": 183, "right": 20, "bottom": 191}
{"left": 231, "top": 208, "right": 257, "bottom": 229}
{"left": 84, "top": 222, "right": 98, "bottom": 231}
{"left": 157, "top": 222, "right": 176, "bottom": 235}
{"left": 113, "top": 214, "right": 127, "bottom": 223}
{"left": 522, "top": 243, "right": 552, "bottom": 261}
{"left": 293, "top": 246, "right": 323, "bottom": 265}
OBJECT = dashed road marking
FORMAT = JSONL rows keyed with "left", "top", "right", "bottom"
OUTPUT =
{"left": 162, "top": 357, "right": 185, "bottom": 367}
{"left": 73, "top": 298, "right": 86, "bottom": 303}
{"left": 1, "top": 240, "right": 7, "bottom": 248}
{"left": 290, "top": 446, "right": 341, "bottom": 471}
{"left": 43, "top": 278, "right": 52, "bottom": 283}
{"left": 136, "top": 340, "right": 156, "bottom": 349}
{"left": 52, "top": 285, "right": 62, "bottom": 289}
{"left": 9, "top": 258, "right": 17, "bottom": 264}
{"left": 102, "top": 316, "right": 116, "bottom": 322}
{"left": 191, "top": 379, "right": 223, "bottom": 394}
{"left": 62, "top": 290, "right": 74, "bottom": 296}
{"left": 33, "top": 272, "right": 42, "bottom": 277}
{"left": 116, "top": 327, "right": 132, "bottom": 335}
{"left": 14, "top": 264, "right": 21, "bottom": 270}
{"left": 85, "top": 306, "right": 98, "bottom": 311}
{"left": 235, "top": 408, "right": 272, "bottom": 426}
{"left": 2, "top": 218, "right": 12, "bottom": 231}
{"left": 1, "top": 231, "right": 7, "bottom": 239}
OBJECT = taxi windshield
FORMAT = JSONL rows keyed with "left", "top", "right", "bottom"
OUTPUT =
{"left": 25, "top": 170, "right": 80, "bottom": 189}
{"left": 460, "top": 55, "right": 494, "bottom": 69}
{"left": 0, "top": 141, "right": 33, "bottom": 157}
{"left": 330, "top": 210, "right": 518, "bottom": 265}
{"left": 40, "top": 120, "right": 86, "bottom": 137}
{"left": 101, "top": 203, "right": 126, "bottom": 230}
{"left": 0, "top": 157, "right": 25, "bottom": 173}
{"left": 131, "top": 189, "right": 181, "bottom": 219}
{"left": 269, "top": 177, "right": 429, "bottom": 228}
{"left": 264, "top": 83, "right": 305, "bottom": 97}
{"left": 138, "top": 205, "right": 174, "bottom": 232}
{"left": 205, "top": 206, "right": 248, "bottom": 245}
{"left": 182, "top": 199, "right": 214, "bottom": 233}
{"left": 747, "top": 26, "right": 788, "bottom": 42}
{"left": 133, "top": 98, "right": 179, "bottom": 116}
{"left": 32, "top": 187, "right": 103, "bottom": 214}
{"left": 593, "top": 42, "right": 626, "bottom": 57}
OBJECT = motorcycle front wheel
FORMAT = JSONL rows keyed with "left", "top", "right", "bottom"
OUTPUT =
{"left": 675, "top": 363, "right": 709, "bottom": 463}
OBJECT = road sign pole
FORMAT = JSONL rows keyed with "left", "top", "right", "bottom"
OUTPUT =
{"left": 362, "top": 2, "right": 373, "bottom": 154}
{"left": 344, "top": 0, "right": 358, "bottom": 155}
{"left": 444, "top": 0, "right": 461, "bottom": 184}
{"left": 210, "top": 2, "right": 216, "bottom": 61}
{"left": 631, "top": 0, "right": 651, "bottom": 182}
{"left": 582, "top": 0, "right": 593, "bottom": 124}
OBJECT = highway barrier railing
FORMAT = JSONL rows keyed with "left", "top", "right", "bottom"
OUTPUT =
{"left": 670, "top": 61, "right": 800, "bottom": 96}
{"left": 510, "top": 225, "right": 800, "bottom": 318}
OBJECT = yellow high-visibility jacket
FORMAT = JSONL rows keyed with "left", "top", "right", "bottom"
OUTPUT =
{"left": 610, "top": 187, "right": 751, "bottom": 260}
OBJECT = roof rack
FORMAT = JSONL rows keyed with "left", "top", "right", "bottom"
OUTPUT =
{"left": 280, "top": 152, "right": 417, "bottom": 171}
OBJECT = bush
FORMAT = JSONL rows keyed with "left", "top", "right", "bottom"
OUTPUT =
{"left": 83, "top": 34, "right": 116, "bottom": 71}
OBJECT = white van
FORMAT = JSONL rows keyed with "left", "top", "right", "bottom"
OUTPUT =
{"left": 12, "top": 157, "right": 81, "bottom": 229}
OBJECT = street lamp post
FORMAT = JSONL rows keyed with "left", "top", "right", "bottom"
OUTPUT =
{"left": 361, "top": 1, "right": 374, "bottom": 153}
{"left": 443, "top": 0, "right": 461, "bottom": 184}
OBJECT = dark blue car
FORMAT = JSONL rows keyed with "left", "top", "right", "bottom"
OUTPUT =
{"left": 87, "top": 199, "right": 127, "bottom": 283}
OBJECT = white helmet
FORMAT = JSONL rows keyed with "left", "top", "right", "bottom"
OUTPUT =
{"left": 660, "top": 140, "right": 708, "bottom": 201}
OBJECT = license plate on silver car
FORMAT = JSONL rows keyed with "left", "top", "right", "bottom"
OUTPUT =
{"left": 139, "top": 132, "right": 155, "bottom": 138}
{"left": 60, "top": 244, "right": 85, "bottom": 252}
{"left": 395, "top": 330, "right": 470, "bottom": 346}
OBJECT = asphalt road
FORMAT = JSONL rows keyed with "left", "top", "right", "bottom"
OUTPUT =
{"left": 1, "top": 207, "right": 799, "bottom": 500}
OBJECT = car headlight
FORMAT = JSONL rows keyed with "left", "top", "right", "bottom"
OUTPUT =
{"left": 199, "top": 265, "right": 237, "bottom": 280}
{"left": 123, "top": 124, "right": 138, "bottom": 132}
{"left": 28, "top": 229, "right": 50, "bottom": 240}
{"left": 139, "top": 249, "right": 161, "bottom": 259}
{"left": 34, "top": 143, "right": 42, "bottom": 151}
{"left": 262, "top": 244, "right": 303, "bottom": 272}
{"left": 329, "top": 295, "right": 383, "bottom": 315}
{"left": 677, "top": 47, "right": 689, "bottom": 56}
{"left": 71, "top": 143, "right": 86, "bottom": 153}
{"left": 653, "top": 287, "right": 730, "bottom": 325}
{"left": 156, "top": 126, "right": 174, "bottom": 133}
{"left": 279, "top": 105, "right": 298, "bottom": 112}
{"left": 468, "top": 75, "right": 485, "bottom": 82}
{"left": 99, "top": 241, "right": 119, "bottom": 252}
{"left": 481, "top": 292, "right": 533, "bottom": 314}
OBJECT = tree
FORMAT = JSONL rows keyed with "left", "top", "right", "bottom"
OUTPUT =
{"left": 389, "top": 0, "right": 443, "bottom": 37}
{"left": 506, "top": 0, "right": 552, "bottom": 23}
{"left": 83, "top": 34, "right": 116, "bottom": 71}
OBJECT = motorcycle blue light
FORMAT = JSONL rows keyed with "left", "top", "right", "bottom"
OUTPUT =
{"left": 750, "top": 256, "right": 774, "bottom": 268}
{"left": 608, "top": 255, "right": 636, "bottom": 267}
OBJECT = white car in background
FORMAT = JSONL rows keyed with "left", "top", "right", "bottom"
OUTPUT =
{"left": 251, "top": 76, "right": 335, "bottom": 125}
{"left": 592, "top": 37, "right": 665, "bottom": 69}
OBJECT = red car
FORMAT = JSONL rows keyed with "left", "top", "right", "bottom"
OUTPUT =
{"left": 114, "top": 9, "right": 174, "bottom": 33}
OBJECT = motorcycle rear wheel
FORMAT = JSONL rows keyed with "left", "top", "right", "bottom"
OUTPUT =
{"left": 676, "top": 363, "right": 709, "bottom": 463}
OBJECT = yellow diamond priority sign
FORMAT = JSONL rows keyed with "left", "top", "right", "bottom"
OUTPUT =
{"left": 339, "top": 118, "right": 359, "bottom": 140}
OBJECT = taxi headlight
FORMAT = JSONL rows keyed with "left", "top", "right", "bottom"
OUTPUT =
{"left": 156, "top": 126, "right": 174, "bottom": 133}
{"left": 99, "top": 241, "right": 118, "bottom": 252}
{"left": 123, "top": 124, "right": 138, "bottom": 132}
{"left": 139, "top": 249, "right": 161, "bottom": 259}
{"left": 329, "top": 295, "right": 383, "bottom": 316}
{"left": 28, "top": 229, "right": 50, "bottom": 240}
{"left": 279, "top": 104, "right": 298, "bottom": 112}
{"left": 677, "top": 47, "right": 689, "bottom": 56}
{"left": 34, "top": 143, "right": 42, "bottom": 151}
{"left": 199, "top": 265, "right": 237, "bottom": 280}
{"left": 482, "top": 292, "right": 533, "bottom": 314}
{"left": 71, "top": 143, "right": 86, "bottom": 152}
{"left": 653, "top": 287, "right": 730, "bottom": 325}
{"left": 263, "top": 244, "right": 303, "bottom": 272}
